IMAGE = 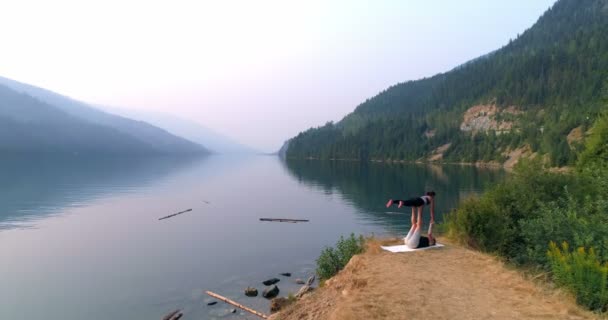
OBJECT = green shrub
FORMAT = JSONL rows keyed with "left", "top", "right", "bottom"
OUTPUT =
{"left": 521, "top": 196, "right": 608, "bottom": 267}
{"left": 316, "top": 233, "right": 365, "bottom": 280}
{"left": 445, "top": 197, "right": 513, "bottom": 254}
{"left": 445, "top": 159, "right": 578, "bottom": 263}
{"left": 548, "top": 242, "right": 608, "bottom": 311}
{"left": 578, "top": 113, "right": 608, "bottom": 170}
{"left": 445, "top": 106, "right": 608, "bottom": 312}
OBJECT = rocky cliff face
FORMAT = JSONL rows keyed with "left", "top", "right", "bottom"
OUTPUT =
{"left": 460, "top": 104, "right": 522, "bottom": 134}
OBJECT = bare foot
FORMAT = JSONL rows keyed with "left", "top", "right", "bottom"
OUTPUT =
{"left": 386, "top": 199, "right": 393, "bottom": 208}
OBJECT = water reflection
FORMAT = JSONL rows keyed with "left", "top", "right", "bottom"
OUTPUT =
{"left": 282, "top": 159, "right": 505, "bottom": 233}
{"left": 0, "top": 155, "right": 206, "bottom": 230}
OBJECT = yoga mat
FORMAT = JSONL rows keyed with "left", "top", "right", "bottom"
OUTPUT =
{"left": 381, "top": 244, "right": 444, "bottom": 253}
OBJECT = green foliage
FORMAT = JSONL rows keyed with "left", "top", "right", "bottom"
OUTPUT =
{"left": 445, "top": 197, "right": 512, "bottom": 254}
{"left": 287, "top": 0, "right": 608, "bottom": 166}
{"left": 548, "top": 242, "right": 608, "bottom": 311}
{"left": 446, "top": 109, "right": 608, "bottom": 311}
{"left": 520, "top": 195, "right": 608, "bottom": 266}
{"left": 445, "top": 159, "right": 580, "bottom": 263}
{"left": 316, "top": 234, "right": 365, "bottom": 280}
{"left": 578, "top": 113, "right": 608, "bottom": 169}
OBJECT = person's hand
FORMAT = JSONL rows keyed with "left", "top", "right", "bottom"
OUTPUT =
{"left": 430, "top": 220, "right": 435, "bottom": 225}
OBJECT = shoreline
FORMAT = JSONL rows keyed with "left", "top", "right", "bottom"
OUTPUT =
{"left": 283, "top": 156, "right": 574, "bottom": 172}
{"left": 284, "top": 156, "right": 507, "bottom": 169}
{"left": 270, "top": 237, "right": 597, "bottom": 320}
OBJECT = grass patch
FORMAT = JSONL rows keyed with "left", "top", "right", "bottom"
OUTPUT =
{"left": 316, "top": 233, "right": 365, "bottom": 280}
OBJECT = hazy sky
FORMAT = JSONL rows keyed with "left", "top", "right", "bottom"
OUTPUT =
{"left": 1, "top": 0, "right": 556, "bottom": 151}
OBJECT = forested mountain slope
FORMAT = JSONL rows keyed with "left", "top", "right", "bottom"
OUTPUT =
{"left": 0, "top": 85, "right": 160, "bottom": 154}
{"left": 0, "top": 76, "right": 208, "bottom": 154}
{"left": 286, "top": 0, "right": 608, "bottom": 167}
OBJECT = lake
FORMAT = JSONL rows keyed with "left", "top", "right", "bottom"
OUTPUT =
{"left": 0, "top": 155, "right": 505, "bottom": 320}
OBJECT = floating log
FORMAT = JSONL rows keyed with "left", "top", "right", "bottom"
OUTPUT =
{"left": 162, "top": 309, "right": 182, "bottom": 320}
{"left": 259, "top": 218, "right": 309, "bottom": 223}
{"left": 205, "top": 291, "right": 268, "bottom": 319}
{"left": 158, "top": 209, "right": 193, "bottom": 221}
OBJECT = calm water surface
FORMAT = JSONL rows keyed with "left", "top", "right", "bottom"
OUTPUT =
{"left": 0, "top": 155, "right": 504, "bottom": 319}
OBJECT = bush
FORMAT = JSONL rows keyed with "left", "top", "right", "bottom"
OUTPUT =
{"left": 521, "top": 195, "right": 608, "bottom": 267}
{"left": 445, "top": 106, "right": 608, "bottom": 312}
{"left": 316, "top": 233, "right": 365, "bottom": 280}
{"left": 578, "top": 113, "right": 608, "bottom": 169}
{"left": 548, "top": 242, "right": 608, "bottom": 311}
{"left": 445, "top": 197, "right": 513, "bottom": 254}
{"left": 445, "top": 159, "right": 578, "bottom": 263}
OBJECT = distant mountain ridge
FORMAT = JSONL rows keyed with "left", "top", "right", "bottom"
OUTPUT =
{"left": 0, "top": 76, "right": 209, "bottom": 155}
{"left": 100, "top": 107, "right": 258, "bottom": 154}
{"left": 286, "top": 0, "right": 608, "bottom": 167}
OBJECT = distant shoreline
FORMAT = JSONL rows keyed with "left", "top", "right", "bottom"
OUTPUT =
{"left": 282, "top": 156, "right": 506, "bottom": 170}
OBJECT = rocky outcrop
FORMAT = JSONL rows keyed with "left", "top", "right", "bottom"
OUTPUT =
{"left": 295, "top": 285, "right": 314, "bottom": 298}
{"left": 270, "top": 297, "right": 290, "bottom": 313}
{"left": 245, "top": 287, "right": 258, "bottom": 297}
{"left": 263, "top": 278, "right": 280, "bottom": 286}
{"left": 306, "top": 275, "right": 316, "bottom": 286}
{"left": 263, "top": 285, "right": 280, "bottom": 299}
{"left": 567, "top": 126, "right": 584, "bottom": 149}
{"left": 428, "top": 143, "right": 452, "bottom": 162}
{"left": 502, "top": 145, "right": 534, "bottom": 169}
{"left": 460, "top": 104, "right": 521, "bottom": 134}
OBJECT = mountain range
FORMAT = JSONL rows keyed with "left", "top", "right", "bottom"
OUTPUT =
{"left": 99, "top": 107, "right": 257, "bottom": 154}
{"left": 285, "top": 0, "right": 608, "bottom": 168}
{"left": 0, "top": 76, "right": 210, "bottom": 155}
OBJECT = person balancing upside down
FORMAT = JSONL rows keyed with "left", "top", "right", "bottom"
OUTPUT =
{"left": 386, "top": 191, "right": 436, "bottom": 249}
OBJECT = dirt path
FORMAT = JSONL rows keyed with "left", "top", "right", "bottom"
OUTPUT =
{"left": 274, "top": 239, "right": 597, "bottom": 320}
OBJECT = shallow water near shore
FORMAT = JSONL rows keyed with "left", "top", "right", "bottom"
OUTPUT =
{"left": 0, "top": 155, "right": 504, "bottom": 320}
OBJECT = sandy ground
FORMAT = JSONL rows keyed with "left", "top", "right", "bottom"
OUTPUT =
{"left": 272, "top": 238, "right": 598, "bottom": 320}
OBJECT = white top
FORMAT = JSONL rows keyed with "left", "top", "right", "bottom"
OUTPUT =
{"left": 420, "top": 195, "right": 431, "bottom": 205}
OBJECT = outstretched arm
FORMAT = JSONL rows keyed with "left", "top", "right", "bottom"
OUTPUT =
{"left": 428, "top": 199, "right": 436, "bottom": 242}
{"left": 430, "top": 198, "right": 435, "bottom": 225}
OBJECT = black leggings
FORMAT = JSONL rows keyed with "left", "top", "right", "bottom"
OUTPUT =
{"left": 394, "top": 197, "right": 425, "bottom": 207}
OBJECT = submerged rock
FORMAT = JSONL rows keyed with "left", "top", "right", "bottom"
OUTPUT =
{"left": 263, "top": 285, "right": 280, "bottom": 299}
{"left": 207, "top": 301, "right": 218, "bottom": 306}
{"left": 229, "top": 308, "right": 237, "bottom": 314}
{"left": 263, "top": 278, "right": 280, "bottom": 286}
{"left": 295, "top": 278, "right": 305, "bottom": 285}
{"left": 280, "top": 272, "right": 291, "bottom": 277}
{"left": 245, "top": 287, "right": 258, "bottom": 297}
{"left": 270, "top": 297, "right": 289, "bottom": 313}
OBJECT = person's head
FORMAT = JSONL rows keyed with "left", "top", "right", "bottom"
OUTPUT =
{"left": 426, "top": 191, "right": 436, "bottom": 198}
{"left": 430, "top": 237, "right": 437, "bottom": 246}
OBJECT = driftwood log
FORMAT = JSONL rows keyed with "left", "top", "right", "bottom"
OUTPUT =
{"left": 162, "top": 309, "right": 183, "bottom": 320}
{"left": 158, "top": 209, "right": 193, "bottom": 221}
{"left": 205, "top": 291, "right": 268, "bottom": 319}
{"left": 259, "top": 218, "right": 309, "bottom": 223}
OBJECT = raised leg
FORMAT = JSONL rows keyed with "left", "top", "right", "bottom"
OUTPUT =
{"left": 416, "top": 206, "right": 423, "bottom": 228}
{"left": 411, "top": 207, "right": 416, "bottom": 225}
